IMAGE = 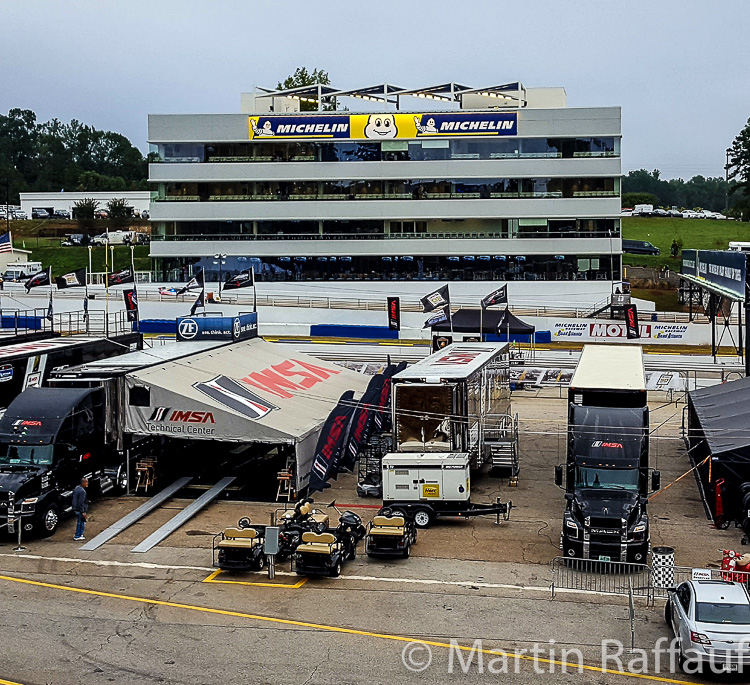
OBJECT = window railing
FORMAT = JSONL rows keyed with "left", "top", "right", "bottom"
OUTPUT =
{"left": 152, "top": 229, "right": 619, "bottom": 242}
{"left": 156, "top": 189, "right": 619, "bottom": 202}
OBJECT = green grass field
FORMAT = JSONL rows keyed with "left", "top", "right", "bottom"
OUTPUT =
{"left": 622, "top": 216, "right": 750, "bottom": 267}
{"left": 15, "top": 245, "right": 150, "bottom": 276}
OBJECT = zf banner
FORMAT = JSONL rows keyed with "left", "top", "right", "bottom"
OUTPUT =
{"left": 249, "top": 111, "right": 517, "bottom": 141}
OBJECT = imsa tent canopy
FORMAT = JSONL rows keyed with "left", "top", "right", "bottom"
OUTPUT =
{"left": 687, "top": 376, "right": 750, "bottom": 524}
{"left": 123, "top": 338, "right": 369, "bottom": 490}
{"left": 432, "top": 308, "right": 535, "bottom": 335}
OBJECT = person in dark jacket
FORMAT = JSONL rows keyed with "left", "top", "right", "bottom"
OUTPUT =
{"left": 72, "top": 477, "right": 89, "bottom": 541}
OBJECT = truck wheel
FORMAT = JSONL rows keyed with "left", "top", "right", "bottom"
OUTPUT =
{"left": 413, "top": 509, "right": 432, "bottom": 529}
{"left": 38, "top": 503, "right": 59, "bottom": 537}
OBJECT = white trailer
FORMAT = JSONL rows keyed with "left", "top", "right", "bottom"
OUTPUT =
{"left": 391, "top": 342, "right": 518, "bottom": 474}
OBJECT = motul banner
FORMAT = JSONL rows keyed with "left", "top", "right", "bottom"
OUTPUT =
{"left": 624, "top": 304, "right": 640, "bottom": 339}
{"left": 387, "top": 297, "right": 400, "bottom": 331}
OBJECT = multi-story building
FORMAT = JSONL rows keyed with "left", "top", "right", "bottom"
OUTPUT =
{"left": 148, "top": 82, "right": 622, "bottom": 305}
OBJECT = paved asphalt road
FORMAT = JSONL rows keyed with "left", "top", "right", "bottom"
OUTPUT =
{"left": 0, "top": 552, "right": 716, "bottom": 685}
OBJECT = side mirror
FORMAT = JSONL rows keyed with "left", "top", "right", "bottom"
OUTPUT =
{"left": 554, "top": 465, "right": 563, "bottom": 488}
{"left": 652, "top": 470, "right": 661, "bottom": 492}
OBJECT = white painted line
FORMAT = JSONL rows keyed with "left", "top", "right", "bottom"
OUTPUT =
{"left": 0, "top": 554, "right": 621, "bottom": 597}
{"left": 0, "top": 554, "right": 214, "bottom": 573}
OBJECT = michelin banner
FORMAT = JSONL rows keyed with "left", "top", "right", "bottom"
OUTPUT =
{"left": 249, "top": 111, "right": 517, "bottom": 140}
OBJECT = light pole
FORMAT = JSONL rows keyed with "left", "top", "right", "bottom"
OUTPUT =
{"left": 213, "top": 253, "right": 227, "bottom": 296}
{"left": 725, "top": 147, "right": 732, "bottom": 214}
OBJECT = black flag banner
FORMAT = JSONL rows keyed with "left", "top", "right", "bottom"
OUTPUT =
{"left": 189, "top": 289, "right": 204, "bottom": 316}
{"left": 223, "top": 269, "right": 254, "bottom": 290}
{"left": 107, "top": 267, "right": 135, "bottom": 286}
{"left": 423, "top": 306, "right": 449, "bottom": 328}
{"left": 420, "top": 284, "right": 450, "bottom": 313}
{"left": 123, "top": 289, "right": 139, "bottom": 322}
{"left": 55, "top": 268, "right": 86, "bottom": 289}
{"left": 624, "top": 303, "right": 640, "bottom": 339}
{"left": 308, "top": 390, "right": 357, "bottom": 493}
{"left": 177, "top": 269, "right": 204, "bottom": 295}
{"left": 387, "top": 296, "right": 400, "bottom": 331}
{"left": 481, "top": 285, "right": 507, "bottom": 308}
{"left": 25, "top": 268, "right": 51, "bottom": 292}
{"left": 341, "top": 374, "right": 386, "bottom": 471}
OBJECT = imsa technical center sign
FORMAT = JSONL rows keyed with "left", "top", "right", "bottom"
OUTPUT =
{"left": 176, "top": 313, "right": 258, "bottom": 342}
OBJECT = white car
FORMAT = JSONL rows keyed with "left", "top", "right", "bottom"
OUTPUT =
{"left": 665, "top": 580, "right": 750, "bottom": 673}
{"left": 681, "top": 210, "right": 700, "bottom": 219}
{"left": 11, "top": 210, "right": 28, "bottom": 220}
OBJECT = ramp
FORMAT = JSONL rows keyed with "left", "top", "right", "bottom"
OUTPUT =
{"left": 131, "top": 477, "right": 235, "bottom": 554}
{"left": 79, "top": 477, "right": 193, "bottom": 551}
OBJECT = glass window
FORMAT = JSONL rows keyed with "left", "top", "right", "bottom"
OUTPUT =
{"left": 0, "top": 443, "right": 54, "bottom": 465}
{"left": 695, "top": 602, "right": 750, "bottom": 625}
{"left": 574, "top": 466, "right": 639, "bottom": 491}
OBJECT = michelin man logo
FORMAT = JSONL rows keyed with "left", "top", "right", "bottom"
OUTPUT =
{"left": 414, "top": 116, "right": 438, "bottom": 134}
{"left": 251, "top": 119, "right": 275, "bottom": 137}
{"left": 364, "top": 114, "right": 398, "bottom": 138}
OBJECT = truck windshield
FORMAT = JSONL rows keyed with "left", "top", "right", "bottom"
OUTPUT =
{"left": 575, "top": 466, "right": 638, "bottom": 491}
{"left": 0, "top": 444, "right": 54, "bottom": 466}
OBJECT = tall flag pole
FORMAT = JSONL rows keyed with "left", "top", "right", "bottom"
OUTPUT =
{"left": 252, "top": 267, "right": 257, "bottom": 313}
{"left": 130, "top": 244, "right": 140, "bottom": 331}
{"left": 104, "top": 233, "right": 110, "bottom": 337}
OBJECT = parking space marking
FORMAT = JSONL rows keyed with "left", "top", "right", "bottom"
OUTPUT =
{"left": 0, "top": 553, "right": 214, "bottom": 573}
{"left": 0, "top": 572, "right": 695, "bottom": 684}
{"left": 202, "top": 568, "right": 308, "bottom": 588}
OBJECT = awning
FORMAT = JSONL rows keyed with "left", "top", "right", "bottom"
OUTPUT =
{"left": 688, "top": 377, "right": 750, "bottom": 460}
{"left": 124, "top": 339, "right": 368, "bottom": 445}
{"left": 432, "top": 308, "right": 535, "bottom": 335}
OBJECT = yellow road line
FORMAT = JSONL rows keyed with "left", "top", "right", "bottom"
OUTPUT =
{"left": 202, "top": 568, "right": 308, "bottom": 588}
{"left": 0, "top": 573, "right": 695, "bottom": 685}
{"left": 0, "top": 678, "right": 26, "bottom": 685}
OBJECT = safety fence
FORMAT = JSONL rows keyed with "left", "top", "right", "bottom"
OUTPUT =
{"left": 551, "top": 556, "right": 750, "bottom": 605}
{"left": 551, "top": 557, "right": 653, "bottom": 604}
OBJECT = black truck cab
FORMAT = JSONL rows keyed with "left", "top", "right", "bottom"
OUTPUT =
{"left": 0, "top": 387, "right": 115, "bottom": 537}
{"left": 557, "top": 403, "right": 659, "bottom": 564}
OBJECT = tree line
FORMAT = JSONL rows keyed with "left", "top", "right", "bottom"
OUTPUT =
{"left": 0, "top": 108, "right": 150, "bottom": 204}
{"left": 622, "top": 170, "right": 733, "bottom": 213}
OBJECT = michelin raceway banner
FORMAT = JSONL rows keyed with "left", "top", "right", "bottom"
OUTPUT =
{"left": 550, "top": 320, "right": 701, "bottom": 343}
{"left": 249, "top": 111, "right": 518, "bottom": 140}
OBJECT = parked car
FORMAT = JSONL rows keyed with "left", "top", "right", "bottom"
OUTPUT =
{"left": 653, "top": 208, "right": 669, "bottom": 217}
{"left": 94, "top": 209, "right": 109, "bottom": 219}
{"left": 31, "top": 208, "right": 50, "bottom": 219}
{"left": 668, "top": 209, "right": 683, "bottom": 217}
{"left": 11, "top": 210, "right": 27, "bottom": 220}
{"left": 92, "top": 230, "right": 131, "bottom": 246}
{"left": 665, "top": 580, "right": 750, "bottom": 673}
{"left": 681, "top": 210, "right": 700, "bottom": 219}
{"left": 52, "top": 210, "right": 71, "bottom": 219}
{"left": 61, "top": 234, "right": 91, "bottom": 247}
{"left": 622, "top": 239, "right": 660, "bottom": 255}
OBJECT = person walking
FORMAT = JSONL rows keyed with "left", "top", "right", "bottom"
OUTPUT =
{"left": 72, "top": 477, "right": 89, "bottom": 541}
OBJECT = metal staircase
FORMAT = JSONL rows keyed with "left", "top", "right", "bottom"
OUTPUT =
{"left": 483, "top": 413, "right": 520, "bottom": 485}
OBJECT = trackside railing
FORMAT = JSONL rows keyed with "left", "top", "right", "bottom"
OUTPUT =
{"left": 550, "top": 557, "right": 654, "bottom": 604}
{"left": 651, "top": 566, "right": 750, "bottom": 599}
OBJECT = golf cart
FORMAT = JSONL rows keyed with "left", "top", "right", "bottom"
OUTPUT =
{"left": 365, "top": 509, "right": 417, "bottom": 558}
{"left": 294, "top": 506, "right": 365, "bottom": 577}
{"left": 213, "top": 525, "right": 267, "bottom": 572}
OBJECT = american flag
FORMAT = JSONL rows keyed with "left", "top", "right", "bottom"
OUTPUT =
{"left": 0, "top": 232, "right": 11, "bottom": 254}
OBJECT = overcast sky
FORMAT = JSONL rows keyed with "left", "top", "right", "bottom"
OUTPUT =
{"left": 1, "top": 0, "right": 747, "bottom": 179}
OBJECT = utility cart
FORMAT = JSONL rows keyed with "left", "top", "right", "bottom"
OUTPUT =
{"left": 213, "top": 525, "right": 267, "bottom": 572}
{"left": 365, "top": 511, "right": 417, "bottom": 558}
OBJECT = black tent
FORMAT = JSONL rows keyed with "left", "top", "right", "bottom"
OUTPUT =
{"left": 432, "top": 308, "right": 535, "bottom": 335}
{"left": 687, "top": 376, "right": 750, "bottom": 525}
